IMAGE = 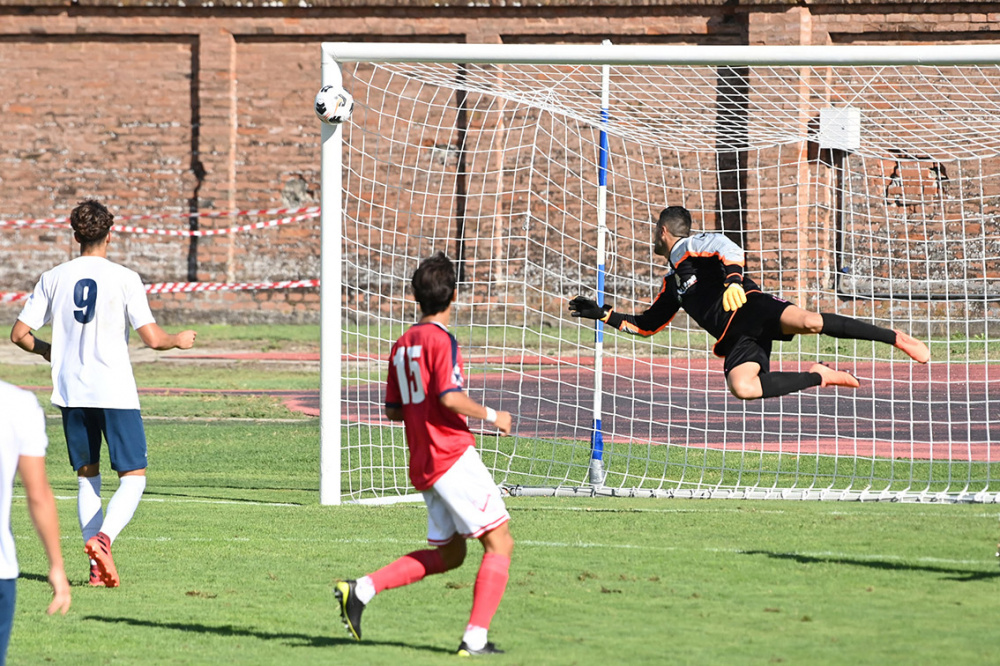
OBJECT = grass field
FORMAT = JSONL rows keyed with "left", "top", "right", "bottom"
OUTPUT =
{"left": 2, "top": 325, "right": 999, "bottom": 664}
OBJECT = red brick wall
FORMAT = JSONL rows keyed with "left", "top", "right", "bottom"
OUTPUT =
{"left": 1, "top": 1, "right": 997, "bottom": 325}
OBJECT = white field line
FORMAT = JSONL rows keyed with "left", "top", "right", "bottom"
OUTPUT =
{"left": 517, "top": 541, "right": 990, "bottom": 567}
{"left": 19, "top": 534, "right": 989, "bottom": 567}
{"left": 27, "top": 496, "right": 1000, "bottom": 518}
{"left": 501, "top": 505, "right": 1000, "bottom": 519}
{"left": 43, "top": 495, "right": 299, "bottom": 507}
{"left": 13, "top": 497, "right": 993, "bottom": 566}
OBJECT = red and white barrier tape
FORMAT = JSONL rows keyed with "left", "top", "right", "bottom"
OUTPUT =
{"left": 146, "top": 279, "right": 320, "bottom": 294}
{"left": 0, "top": 211, "right": 319, "bottom": 238}
{"left": 118, "top": 211, "right": 319, "bottom": 237}
{"left": 1, "top": 279, "right": 320, "bottom": 304}
{"left": 0, "top": 205, "right": 320, "bottom": 229}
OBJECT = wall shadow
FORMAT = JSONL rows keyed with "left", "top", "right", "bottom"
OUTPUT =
{"left": 742, "top": 549, "right": 1000, "bottom": 582}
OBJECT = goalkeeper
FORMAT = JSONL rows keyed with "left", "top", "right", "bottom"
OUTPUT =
{"left": 569, "top": 205, "right": 929, "bottom": 400}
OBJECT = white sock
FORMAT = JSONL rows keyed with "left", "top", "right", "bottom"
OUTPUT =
{"left": 462, "top": 625, "right": 488, "bottom": 651}
{"left": 100, "top": 476, "right": 146, "bottom": 542}
{"left": 77, "top": 475, "right": 103, "bottom": 544}
{"left": 355, "top": 576, "right": 376, "bottom": 605}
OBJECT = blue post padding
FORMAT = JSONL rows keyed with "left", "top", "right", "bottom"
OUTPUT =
{"left": 593, "top": 106, "right": 609, "bottom": 469}
{"left": 597, "top": 264, "right": 605, "bottom": 303}
{"left": 590, "top": 419, "right": 604, "bottom": 460}
{"left": 595, "top": 263, "right": 605, "bottom": 342}
{"left": 598, "top": 109, "right": 609, "bottom": 187}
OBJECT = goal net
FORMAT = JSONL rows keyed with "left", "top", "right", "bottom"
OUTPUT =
{"left": 320, "top": 43, "right": 1000, "bottom": 504}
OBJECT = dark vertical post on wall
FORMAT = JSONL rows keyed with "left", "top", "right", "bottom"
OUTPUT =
{"left": 187, "top": 38, "right": 207, "bottom": 282}
{"left": 831, "top": 148, "right": 847, "bottom": 289}
{"left": 714, "top": 65, "right": 749, "bottom": 248}
{"left": 453, "top": 64, "right": 469, "bottom": 285}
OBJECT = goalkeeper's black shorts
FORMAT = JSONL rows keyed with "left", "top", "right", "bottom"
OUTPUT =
{"left": 718, "top": 292, "right": 794, "bottom": 375}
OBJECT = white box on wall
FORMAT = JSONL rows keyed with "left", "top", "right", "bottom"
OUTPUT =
{"left": 818, "top": 107, "right": 861, "bottom": 151}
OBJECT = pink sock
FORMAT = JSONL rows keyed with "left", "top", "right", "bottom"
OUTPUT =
{"left": 468, "top": 552, "right": 511, "bottom": 629}
{"left": 368, "top": 549, "right": 447, "bottom": 593}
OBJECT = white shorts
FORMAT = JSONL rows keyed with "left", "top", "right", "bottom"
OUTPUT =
{"left": 423, "top": 446, "right": 510, "bottom": 545}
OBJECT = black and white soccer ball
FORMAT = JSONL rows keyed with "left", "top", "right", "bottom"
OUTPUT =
{"left": 315, "top": 85, "right": 355, "bottom": 126}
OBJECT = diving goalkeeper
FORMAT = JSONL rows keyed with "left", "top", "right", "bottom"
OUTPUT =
{"left": 569, "top": 206, "right": 929, "bottom": 400}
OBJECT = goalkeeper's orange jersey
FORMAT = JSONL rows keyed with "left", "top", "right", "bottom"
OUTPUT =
{"left": 604, "top": 232, "right": 761, "bottom": 356}
{"left": 384, "top": 321, "right": 475, "bottom": 491}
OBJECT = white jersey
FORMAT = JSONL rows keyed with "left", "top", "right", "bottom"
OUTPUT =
{"left": 17, "top": 256, "right": 155, "bottom": 409}
{"left": 0, "top": 381, "right": 49, "bottom": 580}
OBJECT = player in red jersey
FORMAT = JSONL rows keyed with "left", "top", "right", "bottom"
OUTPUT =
{"left": 335, "top": 252, "right": 514, "bottom": 657}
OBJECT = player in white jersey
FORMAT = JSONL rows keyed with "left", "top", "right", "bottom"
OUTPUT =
{"left": 10, "top": 200, "right": 197, "bottom": 588}
{"left": 0, "top": 380, "right": 71, "bottom": 662}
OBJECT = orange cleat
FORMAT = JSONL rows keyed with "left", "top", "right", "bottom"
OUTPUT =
{"left": 893, "top": 330, "right": 930, "bottom": 364}
{"left": 809, "top": 363, "right": 861, "bottom": 389}
{"left": 89, "top": 563, "right": 106, "bottom": 587}
{"left": 84, "top": 532, "right": 119, "bottom": 588}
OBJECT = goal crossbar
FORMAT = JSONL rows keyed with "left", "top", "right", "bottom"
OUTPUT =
{"left": 323, "top": 42, "right": 1000, "bottom": 66}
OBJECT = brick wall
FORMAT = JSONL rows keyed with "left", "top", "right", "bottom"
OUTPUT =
{"left": 1, "top": 1, "right": 998, "bottom": 325}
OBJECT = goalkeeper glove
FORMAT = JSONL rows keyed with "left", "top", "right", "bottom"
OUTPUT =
{"left": 568, "top": 296, "right": 612, "bottom": 322}
{"left": 722, "top": 283, "right": 747, "bottom": 312}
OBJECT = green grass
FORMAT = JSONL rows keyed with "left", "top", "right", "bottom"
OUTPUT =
{"left": 6, "top": 365, "right": 316, "bottom": 420}
{"left": 2, "top": 324, "right": 999, "bottom": 664}
{"left": 17, "top": 323, "right": 321, "bottom": 348}
{"left": 343, "top": 425, "right": 1000, "bottom": 502}
{"left": 0, "top": 362, "right": 318, "bottom": 393}
{"left": 10, "top": 432, "right": 1000, "bottom": 665}
{"left": 192, "top": 323, "right": 321, "bottom": 350}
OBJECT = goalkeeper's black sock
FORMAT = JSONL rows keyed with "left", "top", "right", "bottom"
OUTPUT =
{"left": 820, "top": 313, "right": 896, "bottom": 344}
{"left": 759, "top": 372, "right": 822, "bottom": 399}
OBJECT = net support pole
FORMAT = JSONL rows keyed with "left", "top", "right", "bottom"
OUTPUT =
{"left": 319, "top": 57, "right": 344, "bottom": 505}
{"left": 589, "top": 46, "right": 612, "bottom": 488}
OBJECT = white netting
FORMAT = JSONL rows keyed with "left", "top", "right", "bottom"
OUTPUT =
{"left": 367, "top": 62, "right": 1000, "bottom": 159}
{"left": 334, "top": 53, "right": 1000, "bottom": 503}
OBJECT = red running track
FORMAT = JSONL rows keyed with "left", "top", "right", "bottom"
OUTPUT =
{"left": 343, "top": 358, "right": 1000, "bottom": 462}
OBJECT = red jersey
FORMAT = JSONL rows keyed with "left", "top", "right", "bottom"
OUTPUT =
{"left": 384, "top": 321, "right": 475, "bottom": 490}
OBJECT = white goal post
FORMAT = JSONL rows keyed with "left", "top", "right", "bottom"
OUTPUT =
{"left": 319, "top": 42, "right": 1000, "bottom": 505}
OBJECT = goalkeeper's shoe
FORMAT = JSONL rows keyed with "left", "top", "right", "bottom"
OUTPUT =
{"left": 84, "top": 532, "right": 119, "bottom": 588}
{"left": 334, "top": 579, "right": 365, "bottom": 641}
{"left": 809, "top": 363, "right": 860, "bottom": 389}
{"left": 457, "top": 641, "right": 505, "bottom": 657}
{"left": 893, "top": 330, "right": 930, "bottom": 364}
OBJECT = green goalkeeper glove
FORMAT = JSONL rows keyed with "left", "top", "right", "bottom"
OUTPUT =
{"left": 722, "top": 283, "right": 747, "bottom": 312}
{"left": 569, "top": 296, "right": 612, "bottom": 322}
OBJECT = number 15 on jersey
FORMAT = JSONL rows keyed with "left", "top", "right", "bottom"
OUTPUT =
{"left": 392, "top": 345, "right": 425, "bottom": 405}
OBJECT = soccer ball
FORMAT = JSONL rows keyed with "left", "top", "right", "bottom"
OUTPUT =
{"left": 315, "top": 85, "right": 354, "bottom": 125}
